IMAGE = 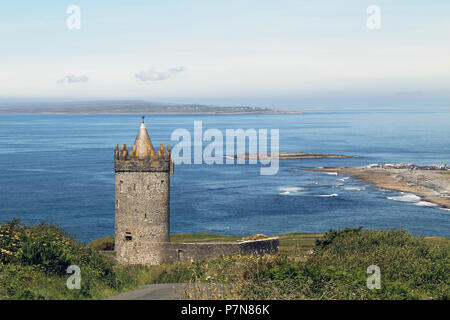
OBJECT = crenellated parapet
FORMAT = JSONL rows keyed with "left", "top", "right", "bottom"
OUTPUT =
{"left": 114, "top": 118, "right": 174, "bottom": 175}
{"left": 114, "top": 143, "right": 174, "bottom": 174}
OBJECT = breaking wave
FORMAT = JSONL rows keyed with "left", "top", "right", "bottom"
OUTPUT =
{"left": 386, "top": 193, "right": 421, "bottom": 203}
{"left": 386, "top": 193, "right": 441, "bottom": 209}
{"left": 279, "top": 187, "right": 305, "bottom": 195}
{"left": 415, "top": 201, "right": 438, "bottom": 207}
{"left": 344, "top": 186, "right": 366, "bottom": 191}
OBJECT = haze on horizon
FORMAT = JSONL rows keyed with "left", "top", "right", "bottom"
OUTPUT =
{"left": 1, "top": 0, "right": 449, "bottom": 109}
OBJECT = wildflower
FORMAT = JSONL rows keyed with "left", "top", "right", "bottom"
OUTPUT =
{"left": 1, "top": 248, "right": 12, "bottom": 255}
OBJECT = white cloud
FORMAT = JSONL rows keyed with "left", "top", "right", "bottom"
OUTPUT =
{"left": 169, "top": 67, "right": 185, "bottom": 73}
{"left": 134, "top": 67, "right": 184, "bottom": 82}
{"left": 57, "top": 74, "right": 89, "bottom": 84}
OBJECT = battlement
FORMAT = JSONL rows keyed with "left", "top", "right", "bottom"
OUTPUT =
{"left": 114, "top": 143, "right": 174, "bottom": 173}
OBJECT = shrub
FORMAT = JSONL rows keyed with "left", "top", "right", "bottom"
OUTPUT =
{"left": 88, "top": 236, "right": 114, "bottom": 251}
{"left": 227, "top": 229, "right": 449, "bottom": 300}
{"left": 0, "top": 220, "right": 130, "bottom": 299}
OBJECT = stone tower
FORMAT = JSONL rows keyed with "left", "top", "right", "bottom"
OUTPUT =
{"left": 114, "top": 118, "right": 174, "bottom": 265}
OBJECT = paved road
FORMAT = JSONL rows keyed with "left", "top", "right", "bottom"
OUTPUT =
{"left": 105, "top": 283, "right": 226, "bottom": 300}
{"left": 105, "top": 283, "right": 187, "bottom": 300}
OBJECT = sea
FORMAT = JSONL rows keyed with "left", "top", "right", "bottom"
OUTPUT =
{"left": 0, "top": 107, "right": 449, "bottom": 242}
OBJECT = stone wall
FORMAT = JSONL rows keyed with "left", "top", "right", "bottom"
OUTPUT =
{"left": 106, "top": 238, "right": 279, "bottom": 265}
{"left": 164, "top": 238, "right": 280, "bottom": 263}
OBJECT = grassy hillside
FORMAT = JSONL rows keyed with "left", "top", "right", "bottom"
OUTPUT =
{"left": 1, "top": 220, "right": 448, "bottom": 300}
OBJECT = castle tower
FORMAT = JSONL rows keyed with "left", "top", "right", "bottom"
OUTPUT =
{"left": 114, "top": 117, "right": 174, "bottom": 265}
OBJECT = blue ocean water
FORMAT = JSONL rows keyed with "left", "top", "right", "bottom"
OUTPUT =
{"left": 0, "top": 108, "right": 449, "bottom": 242}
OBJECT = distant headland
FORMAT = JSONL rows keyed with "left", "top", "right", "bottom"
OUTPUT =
{"left": 0, "top": 100, "right": 302, "bottom": 114}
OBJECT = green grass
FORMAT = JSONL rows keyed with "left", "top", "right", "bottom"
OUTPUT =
{"left": 1, "top": 220, "right": 449, "bottom": 300}
{"left": 88, "top": 236, "right": 115, "bottom": 251}
{"left": 276, "top": 232, "right": 324, "bottom": 255}
{"left": 170, "top": 233, "right": 241, "bottom": 243}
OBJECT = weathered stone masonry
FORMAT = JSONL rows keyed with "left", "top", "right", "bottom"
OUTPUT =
{"left": 114, "top": 119, "right": 278, "bottom": 265}
{"left": 162, "top": 238, "right": 280, "bottom": 263}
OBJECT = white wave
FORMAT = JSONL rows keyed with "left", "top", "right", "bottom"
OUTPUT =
{"left": 415, "top": 201, "right": 438, "bottom": 207}
{"left": 325, "top": 172, "right": 338, "bottom": 175}
{"left": 317, "top": 193, "right": 338, "bottom": 197}
{"left": 386, "top": 193, "right": 421, "bottom": 203}
{"left": 279, "top": 187, "right": 304, "bottom": 192}
{"left": 10, "top": 168, "right": 50, "bottom": 172}
{"left": 338, "top": 177, "right": 350, "bottom": 181}
{"left": 279, "top": 187, "right": 305, "bottom": 195}
{"left": 344, "top": 186, "right": 366, "bottom": 191}
{"left": 386, "top": 192, "right": 444, "bottom": 209}
{"left": 440, "top": 208, "right": 450, "bottom": 212}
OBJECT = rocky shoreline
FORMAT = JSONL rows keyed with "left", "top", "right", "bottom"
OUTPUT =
{"left": 233, "top": 152, "right": 353, "bottom": 160}
{"left": 304, "top": 166, "right": 450, "bottom": 208}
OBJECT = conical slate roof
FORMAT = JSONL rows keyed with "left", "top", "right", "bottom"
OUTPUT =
{"left": 133, "top": 120, "right": 156, "bottom": 159}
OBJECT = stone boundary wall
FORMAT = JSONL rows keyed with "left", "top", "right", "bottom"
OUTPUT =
{"left": 164, "top": 237, "right": 280, "bottom": 263}
{"left": 102, "top": 238, "right": 279, "bottom": 265}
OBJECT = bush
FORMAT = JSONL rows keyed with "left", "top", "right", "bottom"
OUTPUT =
{"left": 0, "top": 219, "right": 22, "bottom": 265}
{"left": 88, "top": 236, "right": 114, "bottom": 251}
{"left": 232, "top": 228, "right": 450, "bottom": 300}
{"left": 0, "top": 220, "right": 136, "bottom": 299}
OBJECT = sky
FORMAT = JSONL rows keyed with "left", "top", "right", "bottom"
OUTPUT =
{"left": 1, "top": 0, "right": 449, "bottom": 109}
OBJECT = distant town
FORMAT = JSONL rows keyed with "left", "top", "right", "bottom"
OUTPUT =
{"left": 366, "top": 162, "right": 449, "bottom": 171}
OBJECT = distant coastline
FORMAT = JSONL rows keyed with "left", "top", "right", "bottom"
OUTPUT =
{"left": 0, "top": 100, "right": 302, "bottom": 115}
